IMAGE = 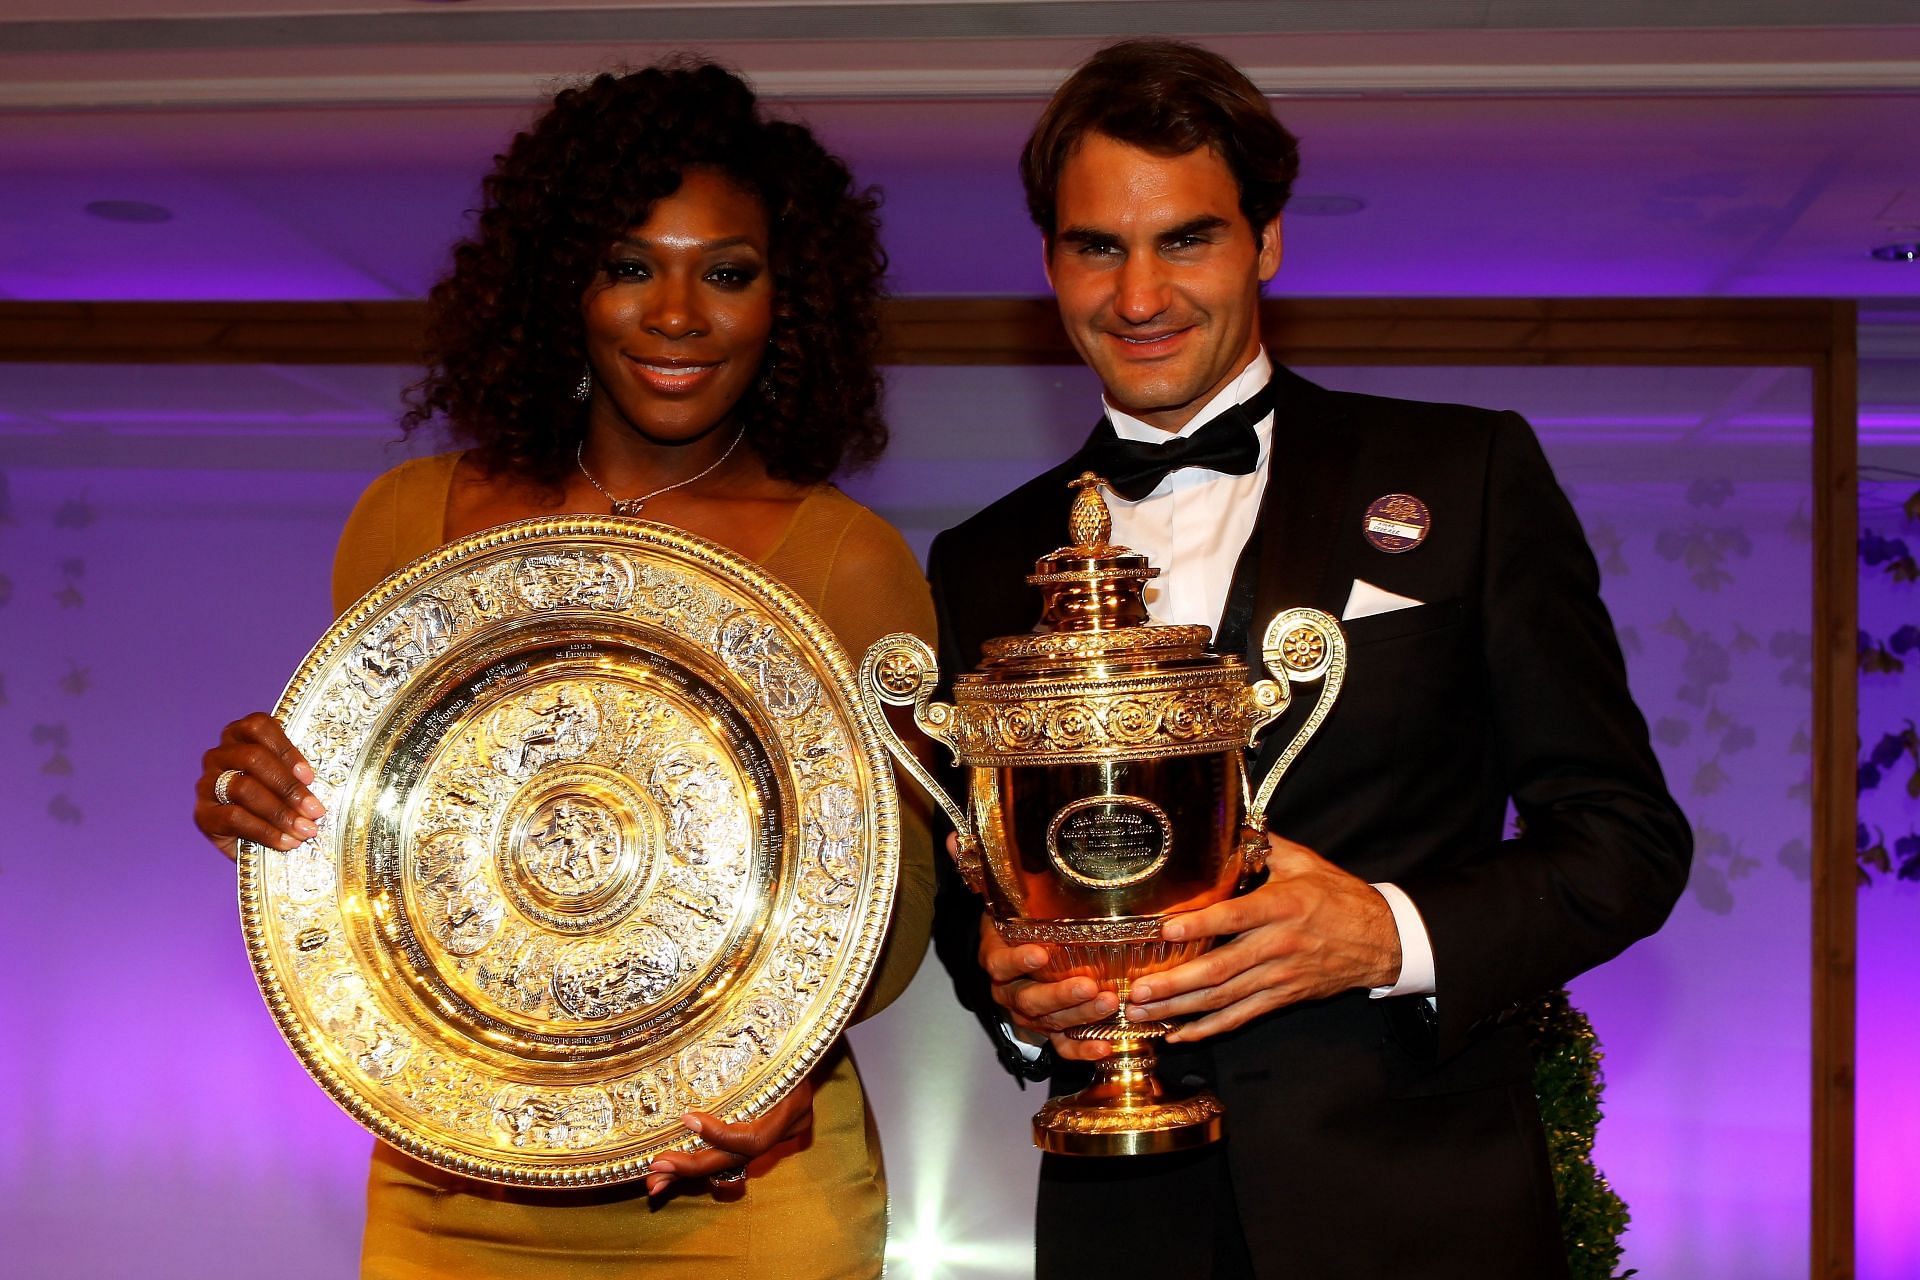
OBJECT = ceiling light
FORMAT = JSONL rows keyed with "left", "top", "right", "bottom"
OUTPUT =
{"left": 1289, "top": 195, "right": 1367, "bottom": 217}
{"left": 1870, "top": 243, "right": 1920, "bottom": 263}
{"left": 84, "top": 200, "right": 172, "bottom": 224}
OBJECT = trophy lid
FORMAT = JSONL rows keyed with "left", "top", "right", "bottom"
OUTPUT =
{"left": 975, "top": 473, "right": 1221, "bottom": 672}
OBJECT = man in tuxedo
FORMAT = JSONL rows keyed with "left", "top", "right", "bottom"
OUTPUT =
{"left": 925, "top": 39, "right": 1692, "bottom": 1280}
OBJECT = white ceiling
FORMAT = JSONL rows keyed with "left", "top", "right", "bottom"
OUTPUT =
{"left": 3, "top": 3, "right": 1920, "bottom": 300}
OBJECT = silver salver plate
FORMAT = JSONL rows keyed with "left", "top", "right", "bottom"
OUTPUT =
{"left": 237, "top": 516, "right": 900, "bottom": 1186}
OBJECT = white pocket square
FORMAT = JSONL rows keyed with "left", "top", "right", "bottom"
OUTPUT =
{"left": 1342, "top": 578, "right": 1424, "bottom": 622}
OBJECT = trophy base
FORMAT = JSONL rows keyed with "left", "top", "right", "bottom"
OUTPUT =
{"left": 1030, "top": 1044, "right": 1225, "bottom": 1157}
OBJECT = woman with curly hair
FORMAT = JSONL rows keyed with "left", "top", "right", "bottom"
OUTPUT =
{"left": 191, "top": 59, "right": 932, "bottom": 1279}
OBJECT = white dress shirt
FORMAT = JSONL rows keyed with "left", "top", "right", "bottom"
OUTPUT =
{"left": 1102, "top": 351, "right": 1437, "bottom": 999}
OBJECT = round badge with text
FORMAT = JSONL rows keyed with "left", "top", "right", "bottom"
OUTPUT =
{"left": 1363, "top": 493, "right": 1431, "bottom": 554}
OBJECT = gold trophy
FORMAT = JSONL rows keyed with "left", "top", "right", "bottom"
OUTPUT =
{"left": 858, "top": 475, "right": 1345, "bottom": 1156}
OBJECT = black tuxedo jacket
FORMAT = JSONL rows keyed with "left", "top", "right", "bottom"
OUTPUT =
{"left": 925, "top": 365, "right": 1691, "bottom": 1279}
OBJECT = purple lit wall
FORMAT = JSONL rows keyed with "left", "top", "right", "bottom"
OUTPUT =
{"left": 0, "top": 359, "right": 1912, "bottom": 1278}
{"left": 1854, "top": 451, "right": 1920, "bottom": 1280}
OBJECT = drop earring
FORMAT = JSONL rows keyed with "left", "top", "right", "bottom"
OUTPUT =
{"left": 572, "top": 366, "right": 592, "bottom": 403}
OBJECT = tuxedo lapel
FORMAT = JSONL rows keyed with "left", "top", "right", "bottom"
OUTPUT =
{"left": 1244, "top": 367, "right": 1358, "bottom": 667}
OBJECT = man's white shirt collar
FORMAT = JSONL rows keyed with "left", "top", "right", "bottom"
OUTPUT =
{"left": 1103, "top": 349, "right": 1275, "bottom": 454}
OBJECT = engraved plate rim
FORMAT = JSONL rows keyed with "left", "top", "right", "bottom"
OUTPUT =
{"left": 236, "top": 515, "right": 900, "bottom": 1187}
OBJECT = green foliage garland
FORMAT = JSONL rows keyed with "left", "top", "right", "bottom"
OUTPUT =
{"left": 1527, "top": 988, "right": 1636, "bottom": 1280}
{"left": 1856, "top": 477, "right": 1920, "bottom": 884}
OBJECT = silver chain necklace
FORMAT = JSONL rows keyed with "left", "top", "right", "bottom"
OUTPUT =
{"left": 576, "top": 427, "right": 745, "bottom": 517}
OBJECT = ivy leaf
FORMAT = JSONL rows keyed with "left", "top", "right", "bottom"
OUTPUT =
{"left": 1689, "top": 862, "right": 1735, "bottom": 914}
{"left": 1659, "top": 610, "right": 1695, "bottom": 642}
{"left": 1861, "top": 839, "right": 1892, "bottom": 874}
{"left": 1720, "top": 724, "right": 1756, "bottom": 755}
{"left": 1909, "top": 768, "right": 1920, "bottom": 800}
{"left": 1691, "top": 565, "right": 1734, "bottom": 592}
{"left": 1869, "top": 732, "right": 1908, "bottom": 770}
{"left": 1895, "top": 833, "right": 1920, "bottom": 880}
{"left": 1731, "top": 627, "right": 1761, "bottom": 654}
{"left": 1859, "top": 761, "right": 1883, "bottom": 793}
{"left": 1862, "top": 647, "right": 1906, "bottom": 676}
{"left": 1654, "top": 717, "right": 1691, "bottom": 746}
{"left": 1777, "top": 838, "right": 1812, "bottom": 881}
{"left": 1889, "top": 557, "right": 1919, "bottom": 584}
{"left": 1904, "top": 488, "right": 1920, "bottom": 522}
{"left": 1771, "top": 630, "right": 1811, "bottom": 661}
{"left": 47, "top": 795, "right": 81, "bottom": 825}
{"left": 1693, "top": 759, "right": 1729, "bottom": 796}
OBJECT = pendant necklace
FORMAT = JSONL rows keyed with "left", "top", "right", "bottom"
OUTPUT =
{"left": 576, "top": 427, "right": 745, "bottom": 517}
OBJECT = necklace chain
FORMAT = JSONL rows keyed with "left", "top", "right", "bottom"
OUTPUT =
{"left": 576, "top": 428, "right": 745, "bottom": 517}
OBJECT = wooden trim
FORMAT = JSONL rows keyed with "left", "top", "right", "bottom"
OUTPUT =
{"left": 0, "top": 297, "right": 1846, "bottom": 365}
{"left": 1812, "top": 301, "right": 1859, "bottom": 1280}
{"left": 0, "top": 301, "right": 428, "bottom": 365}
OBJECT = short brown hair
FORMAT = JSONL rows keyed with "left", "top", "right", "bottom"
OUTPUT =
{"left": 1020, "top": 39, "right": 1300, "bottom": 241}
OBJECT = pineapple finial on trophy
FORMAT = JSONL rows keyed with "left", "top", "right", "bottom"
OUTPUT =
{"left": 1067, "top": 472, "right": 1115, "bottom": 551}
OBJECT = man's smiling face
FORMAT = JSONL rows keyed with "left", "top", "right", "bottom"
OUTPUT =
{"left": 1045, "top": 132, "right": 1281, "bottom": 433}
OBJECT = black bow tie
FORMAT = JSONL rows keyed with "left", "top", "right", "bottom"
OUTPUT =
{"left": 1080, "top": 376, "right": 1278, "bottom": 501}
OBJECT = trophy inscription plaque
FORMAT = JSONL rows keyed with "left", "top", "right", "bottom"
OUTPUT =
{"left": 860, "top": 475, "right": 1345, "bottom": 1156}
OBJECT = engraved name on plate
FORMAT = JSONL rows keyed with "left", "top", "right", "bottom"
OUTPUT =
{"left": 1046, "top": 795, "right": 1174, "bottom": 888}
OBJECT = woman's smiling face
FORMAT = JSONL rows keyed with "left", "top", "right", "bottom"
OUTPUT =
{"left": 580, "top": 168, "right": 775, "bottom": 445}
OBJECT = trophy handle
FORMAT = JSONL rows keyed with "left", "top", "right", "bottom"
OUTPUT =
{"left": 856, "top": 633, "right": 988, "bottom": 895}
{"left": 1247, "top": 608, "right": 1347, "bottom": 823}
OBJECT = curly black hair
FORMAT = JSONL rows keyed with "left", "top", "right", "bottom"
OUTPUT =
{"left": 403, "top": 59, "right": 888, "bottom": 487}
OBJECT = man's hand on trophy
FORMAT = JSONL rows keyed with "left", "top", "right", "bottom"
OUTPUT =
{"left": 1124, "top": 833, "right": 1403, "bottom": 1042}
{"left": 977, "top": 913, "right": 1115, "bottom": 1063}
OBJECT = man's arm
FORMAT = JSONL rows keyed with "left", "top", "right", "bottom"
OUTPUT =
{"left": 1397, "top": 411, "right": 1692, "bottom": 1055}
{"left": 1126, "top": 411, "right": 1690, "bottom": 1055}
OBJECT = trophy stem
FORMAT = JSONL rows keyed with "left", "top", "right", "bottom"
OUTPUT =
{"left": 1031, "top": 978, "right": 1225, "bottom": 1157}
